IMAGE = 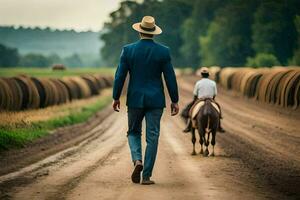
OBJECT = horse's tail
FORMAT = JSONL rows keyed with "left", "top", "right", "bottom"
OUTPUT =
{"left": 206, "top": 115, "right": 211, "bottom": 133}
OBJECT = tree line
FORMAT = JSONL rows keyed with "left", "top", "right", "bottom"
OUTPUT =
{"left": 0, "top": 43, "right": 89, "bottom": 67}
{"left": 100, "top": 0, "right": 300, "bottom": 68}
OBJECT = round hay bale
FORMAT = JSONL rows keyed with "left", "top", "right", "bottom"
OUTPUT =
{"left": 61, "top": 78, "right": 81, "bottom": 100}
{"left": 293, "top": 79, "right": 300, "bottom": 109}
{"left": 244, "top": 72, "right": 263, "bottom": 98}
{"left": 50, "top": 78, "right": 70, "bottom": 104}
{"left": 58, "top": 79, "right": 74, "bottom": 101}
{"left": 31, "top": 77, "right": 47, "bottom": 108}
{"left": 284, "top": 70, "right": 300, "bottom": 108}
{"left": 96, "top": 76, "right": 110, "bottom": 88}
{"left": 81, "top": 75, "right": 99, "bottom": 95}
{"left": 219, "top": 68, "right": 239, "bottom": 89}
{"left": 240, "top": 70, "right": 257, "bottom": 95}
{"left": 52, "top": 64, "right": 66, "bottom": 71}
{"left": 267, "top": 69, "right": 293, "bottom": 104}
{"left": 3, "top": 78, "right": 23, "bottom": 110}
{"left": 0, "top": 78, "right": 13, "bottom": 110}
{"left": 102, "top": 76, "right": 113, "bottom": 87}
{"left": 69, "top": 77, "right": 91, "bottom": 99}
{"left": 38, "top": 78, "right": 59, "bottom": 107}
{"left": 13, "top": 76, "right": 40, "bottom": 110}
{"left": 255, "top": 68, "right": 285, "bottom": 103}
{"left": 90, "top": 75, "right": 105, "bottom": 90}
{"left": 209, "top": 66, "right": 221, "bottom": 83}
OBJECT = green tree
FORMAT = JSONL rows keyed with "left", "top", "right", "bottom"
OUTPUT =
{"left": 246, "top": 53, "right": 281, "bottom": 67}
{"left": 64, "top": 53, "right": 83, "bottom": 67}
{"left": 180, "top": 0, "right": 225, "bottom": 68}
{"left": 19, "top": 53, "right": 51, "bottom": 67}
{"left": 251, "top": 0, "right": 300, "bottom": 65}
{"left": 0, "top": 44, "right": 20, "bottom": 67}
{"left": 289, "top": 15, "right": 300, "bottom": 65}
{"left": 199, "top": 0, "right": 259, "bottom": 67}
{"left": 100, "top": 0, "right": 192, "bottom": 67}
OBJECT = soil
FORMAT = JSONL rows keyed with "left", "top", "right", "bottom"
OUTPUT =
{"left": 0, "top": 75, "right": 299, "bottom": 200}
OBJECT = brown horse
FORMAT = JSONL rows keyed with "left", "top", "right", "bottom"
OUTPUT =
{"left": 184, "top": 99, "right": 220, "bottom": 157}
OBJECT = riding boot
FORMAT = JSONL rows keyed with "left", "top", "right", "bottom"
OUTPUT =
{"left": 183, "top": 118, "right": 192, "bottom": 133}
{"left": 218, "top": 120, "right": 225, "bottom": 133}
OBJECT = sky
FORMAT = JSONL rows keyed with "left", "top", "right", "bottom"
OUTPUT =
{"left": 0, "top": 0, "right": 123, "bottom": 32}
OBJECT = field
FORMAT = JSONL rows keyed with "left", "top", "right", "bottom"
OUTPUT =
{"left": 0, "top": 67, "right": 114, "bottom": 77}
{"left": 0, "top": 67, "right": 115, "bottom": 151}
{"left": 0, "top": 66, "right": 299, "bottom": 200}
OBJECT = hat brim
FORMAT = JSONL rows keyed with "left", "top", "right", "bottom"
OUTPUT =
{"left": 132, "top": 23, "right": 162, "bottom": 35}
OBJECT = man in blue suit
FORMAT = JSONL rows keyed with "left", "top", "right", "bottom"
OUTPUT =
{"left": 112, "top": 16, "right": 179, "bottom": 185}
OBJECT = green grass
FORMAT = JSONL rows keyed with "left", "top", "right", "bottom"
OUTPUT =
{"left": 0, "top": 96, "right": 112, "bottom": 151}
{"left": 0, "top": 67, "right": 115, "bottom": 78}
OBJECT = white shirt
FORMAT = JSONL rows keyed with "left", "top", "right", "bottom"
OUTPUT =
{"left": 193, "top": 78, "right": 217, "bottom": 99}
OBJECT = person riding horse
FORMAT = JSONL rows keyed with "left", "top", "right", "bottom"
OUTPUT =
{"left": 183, "top": 67, "right": 225, "bottom": 133}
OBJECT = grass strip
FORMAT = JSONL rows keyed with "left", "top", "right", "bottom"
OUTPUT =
{"left": 0, "top": 67, "right": 114, "bottom": 78}
{"left": 0, "top": 96, "right": 112, "bottom": 151}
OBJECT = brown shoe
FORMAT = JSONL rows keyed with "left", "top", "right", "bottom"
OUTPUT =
{"left": 141, "top": 178, "right": 155, "bottom": 185}
{"left": 131, "top": 160, "right": 143, "bottom": 184}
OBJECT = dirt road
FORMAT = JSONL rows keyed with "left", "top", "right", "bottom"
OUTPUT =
{"left": 0, "top": 76, "right": 299, "bottom": 200}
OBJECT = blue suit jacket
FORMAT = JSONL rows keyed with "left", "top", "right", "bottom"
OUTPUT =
{"left": 113, "top": 39, "right": 179, "bottom": 108}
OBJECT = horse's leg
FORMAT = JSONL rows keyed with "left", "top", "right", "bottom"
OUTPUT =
{"left": 204, "top": 131, "right": 210, "bottom": 157}
{"left": 191, "top": 128, "right": 196, "bottom": 155}
{"left": 211, "top": 131, "right": 216, "bottom": 156}
{"left": 199, "top": 131, "right": 204, "bottom": 154}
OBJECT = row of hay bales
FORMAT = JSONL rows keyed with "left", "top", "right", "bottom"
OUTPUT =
{"left": 0, "top": 74, "right": 113, "bottom": 111}
{"left": 199, "top": 66, "right": 299, "bottom": 109}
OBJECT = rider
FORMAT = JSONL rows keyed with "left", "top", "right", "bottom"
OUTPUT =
{"left": 183, "top": 67, "right": 225, "bottom": 133}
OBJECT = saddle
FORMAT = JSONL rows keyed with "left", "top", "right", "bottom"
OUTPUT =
{"left": 189, "top": 98, "right": 220, "bottom": 128}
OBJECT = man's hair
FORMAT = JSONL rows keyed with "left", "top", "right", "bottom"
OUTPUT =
{"left": 201, "top": 73, "right": 209, "bottom": 78}
{"left": 140, "top": 32, "right": 154, "bottom": 38}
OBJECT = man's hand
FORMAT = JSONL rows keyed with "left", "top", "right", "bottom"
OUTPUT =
{"left": 171, "top": 103, "right": 179, "bottom": 116}
{"left": 113, "top": 100, "right": 120, "bottom": 112}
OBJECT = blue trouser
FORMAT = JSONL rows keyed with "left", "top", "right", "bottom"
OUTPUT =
{"left": 127, "top": 108, "right": 163, "bottom": 179}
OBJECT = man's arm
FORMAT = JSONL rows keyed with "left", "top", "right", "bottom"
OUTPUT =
{"left": 162, "top": 48, "right": 179, "bottom": 115}
{"left": 213, "top": 82, "right": 217, "bottom": 100}
{"left": 193, "top": 82, "right": 198, "bottom": 102}
{"left": 112, "top": 47, "right": 129, "bottom": 111}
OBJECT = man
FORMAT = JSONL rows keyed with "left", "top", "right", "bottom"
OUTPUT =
{"left": 112, "top": 16, "right": 179, "bottom": 185}
{"left": 183, "top": 67, "right": 225, "bottom": 133}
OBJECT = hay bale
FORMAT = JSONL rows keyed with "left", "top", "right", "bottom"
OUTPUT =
{"left": 31, "top": 77, "right": 46, "bottom": 108}
{"left": 267, "top": 70, "right": 293, "bottom": 104}
{"left": 283, "top": 70, "right": 300, "bottom": 108}
{"left": 102, "top": 76, "right": 113, "bottom": 87}
{"left": 50, "top": 78, "right": 70, "bottom": 104}
{"left": 68, "top": 77, "right": 91, "bottom": 99}
{"left": 96, "top": 76, "right": 110, "bottom": 88}
{"left": 52, "top": 64, "right": 66, "bottom": 71}
{"left": 244, "top": 72, "right": 263, "bottom": 98}
{"left": 13, "top": 76, "right": 40, "bottom": 110}
{"left": 37, "top": 78, "right": 59, "bottom": 107}
{"left": 255, "top": 68, "right": 285, "bottom": 103}
{"left": 3, "top": 78, "right": 23, "bottom": 110}
{"left": 0, "top": 78, "right": 13, "bottom": 110}
{"left": 61, "top": 78, "right": 81, "bottom": 100}
{"left": 219, "top": 68, "right": 239, "bottom": 89}
{"left": 81, "top": 75, "right": 99, "bottom": 95}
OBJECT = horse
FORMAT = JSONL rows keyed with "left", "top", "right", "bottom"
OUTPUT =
{"left": 182, "top": 99, "right": 220, "bottom": 157}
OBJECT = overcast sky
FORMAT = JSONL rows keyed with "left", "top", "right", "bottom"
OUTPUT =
{"left": 0, "top": 0, "right": 123, "bottom": 32}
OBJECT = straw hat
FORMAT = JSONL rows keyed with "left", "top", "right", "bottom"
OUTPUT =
{"left": 200, "top": 67, "right": 209, "bottom": 74}
{"left": 132, "top": 16, "right": 162, "bottom": 35}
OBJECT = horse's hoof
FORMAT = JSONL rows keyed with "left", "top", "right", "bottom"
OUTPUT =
{"left": 210, "top": 153, "right": 215, "bottom": 157}
{"left": 204, "top": 150, "right": 209, "bottom": 157}
{"left": 191, "top": 152, "right": 196, "bottom": 156}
